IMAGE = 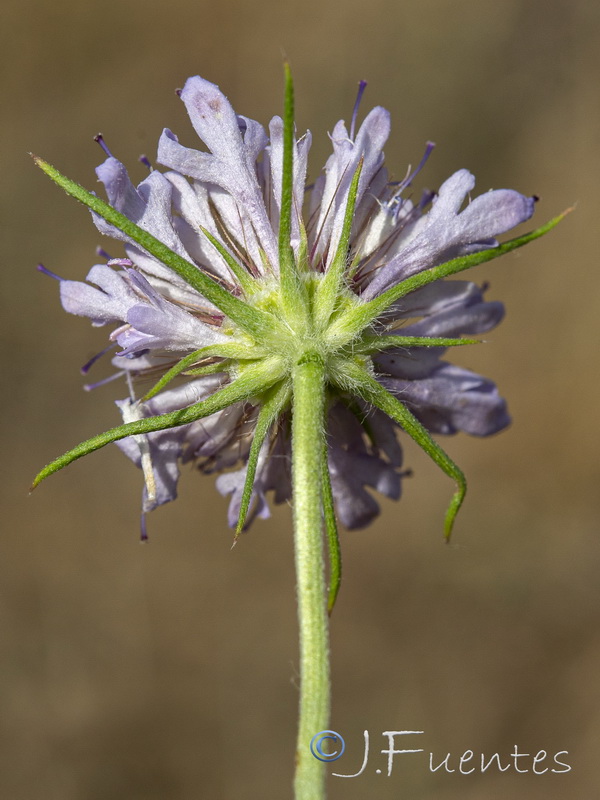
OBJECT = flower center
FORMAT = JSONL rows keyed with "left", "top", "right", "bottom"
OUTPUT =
{"left": 235, "top": 271, "right": 367, "bottom": 385}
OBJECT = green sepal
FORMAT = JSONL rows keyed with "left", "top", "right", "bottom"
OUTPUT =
{"left": 142, "top": 342, "right": 267, "bottom": 401}
{"left": 346, "top": 250, "right": 363, "bottom": 280}
{"left": 235, "top": 380, "right": 291, "bottom": 535}
{"left": 143, "top": 349, "right": 223, "bottom": 402}
{"left": 314, "top": 158, "right": 364, "bottom": 329}
{"left": 258, "top": 248, "right": 272, "bottom": 275}
{"left": 321, "top": 438, "right": 341, "bottom": 614}
{"left": 32, "top": 156, "right": 282, "bottom": 343}
{"left": 354, "top": 335, "right": 482, "bottom": 354}
{"left": 332, "top": 360, "right": 466, "bottom": 540}
{"left": 32, "top": 357, "right": 286, "bottom": 490}
{"left": 182, "top": 360, "right": 232, "bottom": 377}
{"left": 277, "top": 64, "right": 309, "bottom": 324}
{"left": 327, "top": 210, "right": 570, "bottom": 348}
{"left": 199, "top": 226, "right": 257, "bottom": 296}
{"left": 279, "top": 63, "right": 296, "bottom": 275}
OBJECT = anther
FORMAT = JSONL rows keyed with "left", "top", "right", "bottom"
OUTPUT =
{"left": 37, "top": 263, "right": 64, "bottom": 281}
{"left": 96, "top": 246, "right": 112, "bottom": 261}
{"left": 94, "top": 133, "right": 113, "bottom": 158}
{"left": 80, "top": 342, "right": 117, "bottom": 375}
{"left": 140, "top": 513, "right": 149, "bottom": 542}
{"left": 350, "top": 80, "right": 368, "bottom": 141}
{"left": 391, "top": 142, "right": 436, "bottom": 192}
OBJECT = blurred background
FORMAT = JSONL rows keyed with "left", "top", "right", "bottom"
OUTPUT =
{"left": 1, "top": 0, "right": 599, "bottom": 797}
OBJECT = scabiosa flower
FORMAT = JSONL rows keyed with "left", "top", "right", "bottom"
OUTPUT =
{"left": 33, "top": 67, "right": 564, "bottom": 800}
{"left": 34, "top": 73, "right": 555, "bottom": 534}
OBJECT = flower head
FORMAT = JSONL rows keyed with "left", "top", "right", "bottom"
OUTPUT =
{"left": 34, "top": 68, "right": 562, "bottom": 560}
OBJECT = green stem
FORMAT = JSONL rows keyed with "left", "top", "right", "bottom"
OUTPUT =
{"left": 292, "top": 356, "right": 330, "bottom": 800}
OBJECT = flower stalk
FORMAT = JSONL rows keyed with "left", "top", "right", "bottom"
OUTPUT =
{"left": 292, "top": 356, "right": 329, "bottom": 799}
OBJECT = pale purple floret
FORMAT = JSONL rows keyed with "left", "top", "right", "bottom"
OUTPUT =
{"left": 61, "top": 264, "right": 227, "bottom": 356}
{"left": 216, "top": 441, "right": 272, "bottom": 529}
{"left": 362, "top": 169, "right": 535, "bottom": 298}
{"left": 114, "top": 376, "right": 227, "bottom": 511}
{"left": 327, "top": 403, "right": 402, "bottom": 529}
{"left": 114, "top": 405, "right": 182, "bottom": 511}
{"left": 60, "top": 263, "right": 140, "bottom": 325}
{"left": 53, "top": 75, "right": 536, "bottom": 531}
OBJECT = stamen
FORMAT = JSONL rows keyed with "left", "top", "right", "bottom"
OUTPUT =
{"left": 309, "top": 164, "right": 351, "bottom": 265}
{"left": 209, "top": 197, "right": 260, "bottom": 278}
{"left": 37, "top": 263, "right": 63, "bottom": 281}
{"left": 110, "top": 323, "right": 130, "bottom": 343}
{"left": 83, "top": 370, "right": 126, "bottom": 391}
{"left": 80, "top": 342, "right": 117, "bottom": 375}
{"left": 94, "top": 134, "right": 113, "bottom": 158}
{"left": 418, "top": 188, "right": 436, "bottom": 210}
{"left": 139, "top": 154, "right": 152, "bottom": 172}
{"left": 233, "top": 202, "right": 255, "bottom": 274}
{"left": 96, "top": 246, "right": 112, "bottom": 261}
{"left": 140, "top": 513, "right": 148, "bottom": 542}
{"left": 107, "top": 257, "right": 134, "bottom": 268}
{"left": 350, "top": 80, "right": 368, "bottom": 141}
{"left": 390, "top": 141, "right": 436, "bottom": 192}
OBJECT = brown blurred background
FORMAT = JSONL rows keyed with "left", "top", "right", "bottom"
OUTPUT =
{"left": 2, "top": 0, "right": 599, "bottom": 797}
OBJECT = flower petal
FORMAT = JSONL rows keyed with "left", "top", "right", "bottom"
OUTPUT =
{"left": 326, "top": 403, "right": 402, "bottom": 528}
{"left": 93, "top": 158, "right": 221, "bottom": 306}
{"left": 311, "top": 107, "right": 390, "bottom": 266}
{"left": 216, "top": 437, "right": 272, "bottom": 528}
{"left": 328, "top": 443, "right": 401, "bottom": 529}
{"left": 268, "top": 116, "right": 312, "bottom": 253}
{"left": 363, "top": 170, "right": 536, "bottom": 297}
{"left": 60, "top": 263, "right": 138, "bottom": 324}
{"left": 381, "top": 364, "right": 510, "bottom": 435}
{"left": 113, "top": 376, "right": 222, "bottom": 511}
{"left": 158, "top": 76, "right": 279, "bottom": 268}
{"left": 400, "top": 299, "right": 504, "bottom": 338}
{"left": 119, "top": 270, "right": 227, "bottom": 354}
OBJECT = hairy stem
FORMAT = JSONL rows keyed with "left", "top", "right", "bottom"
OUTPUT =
{"left": 292, "top": 356, "right": 329, "bottom": 800}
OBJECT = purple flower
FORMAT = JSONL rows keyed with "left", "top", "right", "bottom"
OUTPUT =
{"left": 40, "top": 74, "right": 541, "bottom": 533}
